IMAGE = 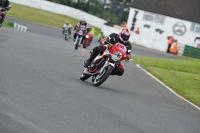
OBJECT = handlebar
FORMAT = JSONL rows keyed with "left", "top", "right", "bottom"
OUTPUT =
{"left": 1, "top": 8, "right": 6, "bottom": 12}
{"left": 1, "top": 7, "right": 10, "bottom": 12}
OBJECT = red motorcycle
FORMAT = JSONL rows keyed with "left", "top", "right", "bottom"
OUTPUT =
{"left": 74, "top": 30, "right": 85, "bottom": 50}
{"left": 82, "top": 33, "right": 93, "bottom": 48}
{"left": 0, "top": 9, "right": 6, "bottom": 27}
{"left": 80, "top": 43, "right": 128, "bottom": 87}
{"left": 0, "top": 6, "right": 11, "bottom": 28}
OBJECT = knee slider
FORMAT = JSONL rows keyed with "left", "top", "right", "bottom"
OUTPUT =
{"left": 93, "top": 46, "right": 101, "bottom": 53}
{"left": 1, "top": 13, "right": 5, "bottom": 18}
{"left": 118, "top": 69, "right": 124, "bottom": 76}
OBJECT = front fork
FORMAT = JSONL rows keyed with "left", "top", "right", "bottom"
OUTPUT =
{"left": 99, "top": 60, "right": 115, "bottom": 74}
{"left": 74, "top": 36, "right": 82, "bottom": 45}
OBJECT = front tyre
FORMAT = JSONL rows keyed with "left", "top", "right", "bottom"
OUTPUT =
{"left": 65, "top": 34, "right": 68, "bottom": 41}
{"left": 93, "top": 65, "right": 114, "bottom": 87}
{"left": 80, "top": 69, "right": 90, "bottom": 81}
{"left": 75, "top": 40, "right": 79, "bottom": 50}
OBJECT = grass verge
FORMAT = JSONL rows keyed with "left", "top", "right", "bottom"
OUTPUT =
{"left": 132, "top": 56, "right": 200, "bottom": 107}
{"left": 2, "top": 20, "right": 13, "bottom": 28}
{"left": 7, "top": 2, "right": 100, "bottom": 36}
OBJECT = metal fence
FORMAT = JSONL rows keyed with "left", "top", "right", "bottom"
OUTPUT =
{"left": 46, "top": 0, "right": 129, "bottom": 25}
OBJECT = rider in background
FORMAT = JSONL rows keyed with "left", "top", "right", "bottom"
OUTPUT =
{"left": 90, "top": 25, "right": 96, "bottom": 35}
{"left": 98, "top": 31, "right": 106, "bottom": 43}
{"left": 87, "top": 24, "right": 95, "bottom": 44}
{"left": 0, "top": 0, "right": 11, "bottom": 27}
{"left": 84, "top": 27, "right": 132, "bottom": 76}
{"left": 73, "top": 18, "right": 89, "bottom": 42}
{"left": 62, "top": 20, "right": 72, "bottom": 37}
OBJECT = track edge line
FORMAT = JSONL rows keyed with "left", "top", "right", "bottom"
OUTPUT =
{"left": 136, "top": 64, "right": 200, "bottom": 111}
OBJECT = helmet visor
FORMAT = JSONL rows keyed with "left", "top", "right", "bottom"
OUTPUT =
{"left": 121, "top": 34, "right": 129, "bottom": 41}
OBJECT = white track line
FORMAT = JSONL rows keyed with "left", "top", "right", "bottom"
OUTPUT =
{"left": 136, "top": 64, "right": 200, "bottom": 111}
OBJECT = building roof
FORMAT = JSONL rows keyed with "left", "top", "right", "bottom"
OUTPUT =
{"left": 131, "top": 0, "right": 200, "bottom": 24}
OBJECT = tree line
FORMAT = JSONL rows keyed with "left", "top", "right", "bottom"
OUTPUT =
{"left": 46, "top": 0, "right": 131, "bottom": 25}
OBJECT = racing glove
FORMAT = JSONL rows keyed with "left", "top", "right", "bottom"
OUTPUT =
{"left": 125, "top": 53, "right": 131, "bottom": 62}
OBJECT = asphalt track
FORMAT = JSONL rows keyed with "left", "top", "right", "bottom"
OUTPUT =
{"left": 0, "top": 18, "right": 199, "bottom": 133}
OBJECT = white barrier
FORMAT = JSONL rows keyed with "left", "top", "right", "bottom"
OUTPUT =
{"left": 101, "top": 25, "right": 119, "bottom": 36}
{"left": 101, "top": 24, "right": 185, "bottom": 55}
{"left": 9, "top": 0, "right": 107, "bottom": 28}
{"left": 101, "top": 24, "right": 136, "bottom": 43}
{"left": 13, "top": 22, "right": 28, "bottom": 32}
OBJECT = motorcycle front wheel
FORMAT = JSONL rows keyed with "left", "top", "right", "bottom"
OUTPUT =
{"left": 65, "top": 34, "right": 68, "bottom": 41}
{"left": 80, "top": 69, "right": 90, "bottom": 81}
{"left": 75, "top": 40, "right": 79, "bottom": 50}
{"left": 93, "top": 65, "right": 113, "bottom": 87}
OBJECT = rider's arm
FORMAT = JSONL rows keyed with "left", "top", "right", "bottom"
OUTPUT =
{"left": 69, "top": 24, "right": 72, "bottom": 28}
{"left": 104, "top": 33, "right": 115, "bottom": 45}
{"left": 63, "top": 24, "right": 66, "bottom": 28}
{"left": 97, "top": 33, "right": 101, "bottom": 39}
{"left": 74, "top": 23, "right": 79, "bottom": 30}
{"left": 124, "top": 42, "right": 132, "bottom": 60}
{"left": 5, "top": 1, "right": 10, "bottom": 10}
{"left": 125, "top": 42, "right": 132, "bottom": 54}
{"left": 85, "top": 24, "right": 90, "bottom": 33}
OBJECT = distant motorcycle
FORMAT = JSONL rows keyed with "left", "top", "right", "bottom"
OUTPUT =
{"left": 80, "top": 43, "right": 129, "bottom": 87}
{"left": 82, "top": 33, "right": 93, "bottom": 48}
{"left": 63, "top": 27, "right": 70, "bottom": 41}
{"left": 74, "top": 29, "right": 86, "bottom": 50}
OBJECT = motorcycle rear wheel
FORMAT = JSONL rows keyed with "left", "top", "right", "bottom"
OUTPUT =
{"left": 65, "top": 34, "right": 68, "bottom": 41}
{"left": 83, "top": 39, "right": 87, "bottom": 48}
{"left": 93, "top": 65, "right": 113, "bottom": 87}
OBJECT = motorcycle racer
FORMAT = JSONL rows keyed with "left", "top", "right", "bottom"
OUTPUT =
{"left": 62, "top": 20, "right": 72, "bottom": 37}
{"left": 0, "top": 0, "right": 11, "bottom": 27}
{"left": 73, "top": 18, "right": 90, "bottom": 42}
{"left": 84, "top": 28, "right": 132, "bottom": 76}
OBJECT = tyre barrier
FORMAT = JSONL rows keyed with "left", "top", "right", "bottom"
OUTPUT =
{"left": 10, "top": 21, "right": 28, "bottom": 32}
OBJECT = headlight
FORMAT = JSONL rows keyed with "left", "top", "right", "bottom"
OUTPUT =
{"left": 86, "top": 35, "right": 89, "bottom": 38}
{"left": 111, "top": 52, "right": 122, "bottom": 61}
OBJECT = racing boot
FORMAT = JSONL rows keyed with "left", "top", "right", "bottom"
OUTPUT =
{"left": 84, "top": 52, "right": 98, "bottom": 68}
{"left": 84, "top": 59, "right": 92, "bottom": 68}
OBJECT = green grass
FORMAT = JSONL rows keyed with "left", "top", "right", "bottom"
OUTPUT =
{"left": 7, "top": 2, "right": 100, "bottom": 36}
{"left": 2, "top": 20, "right": 13, "bottom": 28}
{"left": 132, "top": 56, "right": 200, "bottom": 107}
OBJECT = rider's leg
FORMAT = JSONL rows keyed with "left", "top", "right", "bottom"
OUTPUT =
{"left": 69, "top": 29, "right": 71, "bottom": 36}
{"left": 81, "top": 36, "right": 86, "bottom": 44}
{"left": 84, "top": 45, "right": 107, "bottom": 67}
{"left": 110, "top": 63, "right": 124, "bottom": 76}
{"left": 73, "top": 33, "right": 77, "bottom": 41}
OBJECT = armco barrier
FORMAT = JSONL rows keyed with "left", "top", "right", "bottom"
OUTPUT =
{"left": 10, "top": 22, "right": 28, "bottom": 32}
{"left": 183, "top": 45, "right": 200, "bottom": 59}
{"left": 9, "top": 0, "right": 107, "bottom": 28}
